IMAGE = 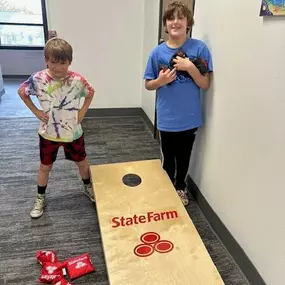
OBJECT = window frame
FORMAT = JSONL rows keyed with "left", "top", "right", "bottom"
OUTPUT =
{"left": 0, "top": 0, "right": 48, "bottom": 50}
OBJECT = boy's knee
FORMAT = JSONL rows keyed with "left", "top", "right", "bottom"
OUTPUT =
{"left": 75, "top": 159, "right": 88, "bottom": 168}
{"left": 40, "top": 163, "right": 53, "bottom": 173}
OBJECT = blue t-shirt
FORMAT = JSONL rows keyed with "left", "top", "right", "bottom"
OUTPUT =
{"left": 144, "top": 38, "right": 213, "bottom": 132}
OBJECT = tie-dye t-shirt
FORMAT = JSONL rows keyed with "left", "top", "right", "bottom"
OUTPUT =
{"left": 20, "top": 69, "right": 94, "bottom": 142}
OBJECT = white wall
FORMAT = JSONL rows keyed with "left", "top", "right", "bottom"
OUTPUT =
{"left": 1, "top": 1, "right": 145, "bottom": 109}
{"left": 0, "top": 50, "right": 45, "bottom": 76}
{"left": 46, "top": 0, "right": 144, "bottom": 109}
{"left": 141, "top": 0, "right": 160, "bottom": 124}
{"left": 189, "top": 1, "right": 285, "bottom": 284}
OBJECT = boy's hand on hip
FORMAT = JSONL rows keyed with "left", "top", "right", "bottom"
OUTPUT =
{"left": 157, "top": 68, "right": 176, "bottom": 86}
{"left": 35, "top": 110, "right": 49, "bottom": 124}
{"left": 78, "top": 110, "right": 85, "bottom": 124}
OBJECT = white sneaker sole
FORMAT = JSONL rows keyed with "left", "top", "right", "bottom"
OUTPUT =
{"left": 83, "top": 191, "right": 95, "bottom": 202}
{"left": 30, "top": 210, "right": 44, "bottom": 219}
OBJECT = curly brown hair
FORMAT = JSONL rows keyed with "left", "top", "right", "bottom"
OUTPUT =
{"left": 162, "top": 1, "right": 194, "bottom": 34}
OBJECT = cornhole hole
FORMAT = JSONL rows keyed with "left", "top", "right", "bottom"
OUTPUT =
{"left": 90, "top": 159, "right": 224, "bottom": 285}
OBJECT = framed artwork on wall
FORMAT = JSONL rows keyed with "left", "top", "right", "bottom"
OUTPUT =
{"left": 48, "top": 30, "right": 57, "bottom": 39}
{"left": 260, "top": 0, "right": 285, "bottom": 16}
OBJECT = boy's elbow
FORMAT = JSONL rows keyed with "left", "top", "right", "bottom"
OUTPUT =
{"left": 200, "top": 74, "right": 211, "bottom": 90}
{"left": 145, "top": 80, "right": 151, "bottom": 90}
{"left": 145, "top": 79, "right": 158, "bottom": 91}
{"left": 201, "top": 81, "right": 210, "bottom": 90}
{"left": 18, "top": 87, "right": 26, "bottom": 98}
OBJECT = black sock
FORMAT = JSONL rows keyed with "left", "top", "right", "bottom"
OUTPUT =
{"left": 82, "top": 178, "right": 91, "bottom": 185}
{"left": 38, "top": 185, "right": 47, "bottom": 195}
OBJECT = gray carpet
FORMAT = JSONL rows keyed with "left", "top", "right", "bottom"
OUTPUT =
{"left": 0, "top": 116, "right": 249, "bottom": 285}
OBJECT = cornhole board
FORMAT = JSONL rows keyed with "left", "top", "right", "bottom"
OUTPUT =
{"left": 90, "top": 159, "right": 224, "bottom": 285}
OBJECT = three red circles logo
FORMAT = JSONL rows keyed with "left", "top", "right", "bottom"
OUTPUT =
{"left": 134, "top": 232, "right": 174, "bottom": 258}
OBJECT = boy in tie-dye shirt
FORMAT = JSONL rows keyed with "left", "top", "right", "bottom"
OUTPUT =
{"left": 18, "top": 38, "right": 95, "bottom": 218}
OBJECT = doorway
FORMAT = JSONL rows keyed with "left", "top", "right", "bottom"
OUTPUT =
{"left": 158, "top": 0, "right": 195, "bottom": 43}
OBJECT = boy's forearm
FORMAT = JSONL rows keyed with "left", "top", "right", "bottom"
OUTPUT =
{"left": 187, "top": 65, "right": 210, "bottom": 90}
{"left": 80, "top": 96, "right": 93, "bottom": 116}
{"left": 18, "top": 90, "right": 39, "bottom": 115}
{"left": 145, "top": 79, "right": 162, "bottom": 90}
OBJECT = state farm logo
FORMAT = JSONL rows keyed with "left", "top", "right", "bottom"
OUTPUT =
{"left": 75, "top": 261, "right": 87, "bottom": 269}
{"left": 134, "top": 232, "right": 174, "bottom": 257}
{"left": 46, "top": 266, "right": 57, "bottom": 274}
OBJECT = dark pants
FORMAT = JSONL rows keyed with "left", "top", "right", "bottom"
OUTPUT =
{"left": 159, "top": 128, "right": 197, "bottom": 190}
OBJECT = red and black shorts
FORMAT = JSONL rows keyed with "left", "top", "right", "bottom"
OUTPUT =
{"left": 39, "top": 134, "right": 86, "bottom": 165}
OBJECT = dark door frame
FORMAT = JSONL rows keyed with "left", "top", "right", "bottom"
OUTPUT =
{"left": 153, "top": 0, "right": 196, "bottom": 139}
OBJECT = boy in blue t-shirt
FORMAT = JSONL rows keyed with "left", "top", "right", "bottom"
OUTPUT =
{"left": 144, "top": 1, "right": 213, "bottom": 206}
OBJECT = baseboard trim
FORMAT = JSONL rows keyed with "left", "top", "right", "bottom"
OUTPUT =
{"left": 3, "top": 75, "right": 29, "bottom": 79}
{"left": 86, "top": 108, "right": 143, "bottom": 118}
{"left": 186, "top": 176, "right": 267, "bottom": 285}
{"left": 140, "top": 109, "right": 155, "bottom": 135}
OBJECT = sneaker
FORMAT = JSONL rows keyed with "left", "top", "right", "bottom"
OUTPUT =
{"left": 83, "top": 183, "right": 95, "bottom": 202}
{"left": 30, "top": 194, "right": 45, "bottom": 218}
{"left": 177, "top": 190, "right": 189, "bottom": 206}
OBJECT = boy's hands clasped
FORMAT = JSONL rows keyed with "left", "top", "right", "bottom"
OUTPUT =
{"left": 157, "top": 68, "right": 177, "bottom": 86}
{"left": 157, "top": 56, "right": 195, "bottom": 87}
{"left": 172, "top": 56, "right": 193, "bottom": 72}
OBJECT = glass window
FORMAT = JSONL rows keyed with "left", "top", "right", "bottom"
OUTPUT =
{"left": 0, "top": 0, "right": 47, "bottom": 48}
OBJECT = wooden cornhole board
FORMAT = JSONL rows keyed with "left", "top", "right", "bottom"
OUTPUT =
{"left": 90, "top": 159, "right": 224, "bottom": 285}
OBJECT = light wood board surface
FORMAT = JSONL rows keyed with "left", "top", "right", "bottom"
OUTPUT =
{"left": 90, "top": 159, "right": 224, "bottom": 285}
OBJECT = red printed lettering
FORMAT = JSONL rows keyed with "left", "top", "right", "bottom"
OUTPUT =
{"left": 111, "top": 210, "right": 178, "bottom": 228}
